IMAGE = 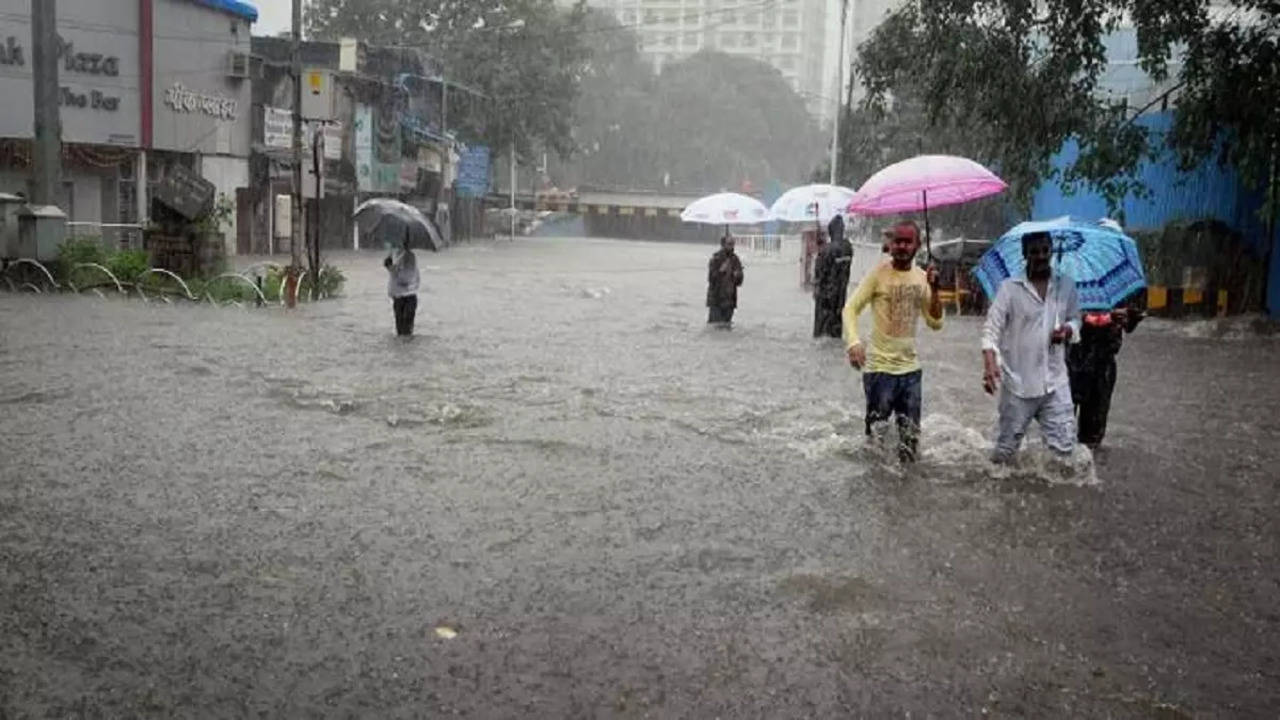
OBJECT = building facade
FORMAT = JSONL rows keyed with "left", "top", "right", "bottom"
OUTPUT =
{"left": 249, "top": 37, "right": 462, "bottom": 254}
{"left": 0, "top": 0, "right": 256, "bottom": 255}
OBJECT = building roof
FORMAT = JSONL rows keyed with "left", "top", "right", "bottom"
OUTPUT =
{"left": 190, "top": 0, "right": 259, "bottom": 23}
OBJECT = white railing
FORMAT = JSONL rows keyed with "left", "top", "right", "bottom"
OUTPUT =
{"left": 735, "top": 234, "right": 794, "bottom": 256}
{"left": 66, "top": 222, "right": 145, "bottom": 251}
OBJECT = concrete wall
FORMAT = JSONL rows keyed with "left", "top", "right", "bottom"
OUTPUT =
{"left": 151, "top": 0, "right": 253, "bottom": 158}
{"left": 151, "top": 0, "right": 254, "bottom": 254}
{"left": 0, "top": 0, "right": 142, "bottom": 145}
{"left": 199, "top": 154, "right": 248, "bottom": 254}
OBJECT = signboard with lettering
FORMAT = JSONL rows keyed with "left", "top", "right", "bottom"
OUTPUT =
{"left": 455, "top": 145, "right": 491, "bottom": 198}
{"left": 150, "top": 1, "right": 251, "bottom": 157}
{"left": 355, "top": 103, "right": 401, "bottom": 193}
{"left": 0, "top": 2, "right": 141, "bottom": 146}
{"left": 153, "top": 165, "right": 216, "bottom": 220}
{"left": 263, "top": 107, "right": 341, "bottom": 160}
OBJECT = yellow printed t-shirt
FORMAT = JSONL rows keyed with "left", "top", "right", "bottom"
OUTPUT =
{"left": 842, "top": 263, "right": 943, "bottom": 374}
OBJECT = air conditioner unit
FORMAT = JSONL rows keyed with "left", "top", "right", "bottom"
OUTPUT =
{"left": 227, "top": 51, "right": 250, "bottom": 79}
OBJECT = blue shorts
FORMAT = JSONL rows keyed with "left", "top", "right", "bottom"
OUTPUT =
{"left": 862, "top": 370, "right": 923, "bottom": 460}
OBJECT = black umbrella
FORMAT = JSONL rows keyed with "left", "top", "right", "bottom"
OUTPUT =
{"left": 353, "top": 198, "right": 442, "bottom": 251}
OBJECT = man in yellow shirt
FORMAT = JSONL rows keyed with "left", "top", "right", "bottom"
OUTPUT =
{"left": 843, "top": 221, "right": 943, "bottom": 462}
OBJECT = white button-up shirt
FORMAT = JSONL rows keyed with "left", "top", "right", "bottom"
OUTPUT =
{"left": 981, "top": 275, "right": 1081, "bottom": 398}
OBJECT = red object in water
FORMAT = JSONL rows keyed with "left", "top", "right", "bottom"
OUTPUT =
{"left": 1083, "top": 312, "right": 1114, "bottom": 327}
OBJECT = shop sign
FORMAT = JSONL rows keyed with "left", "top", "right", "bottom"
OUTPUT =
{"left": 164, "top": 82, "right": 237, "bottom": 121}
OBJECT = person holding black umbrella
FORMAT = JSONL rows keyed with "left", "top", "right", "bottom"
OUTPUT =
{"left": 384, "top": 230, "right": 421, "bottom": 337}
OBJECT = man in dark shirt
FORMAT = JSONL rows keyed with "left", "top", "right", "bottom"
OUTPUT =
{"left": 1067, "top": 293, "right": 1144, "bottom": 448}
{"left": 706, "top": 234, "right": 745, "bottom": 326}
{"left": 813, "top": 214, "right": 853, "bottom": 338}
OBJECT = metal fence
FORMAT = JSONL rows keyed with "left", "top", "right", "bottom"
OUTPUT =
{"left": 735, "top": 234, "right": 791, "bottom": 256}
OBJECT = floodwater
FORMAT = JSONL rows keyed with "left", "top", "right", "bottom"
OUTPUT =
{"left": 1, "top": 237, "right": 1277, "bottom": 717}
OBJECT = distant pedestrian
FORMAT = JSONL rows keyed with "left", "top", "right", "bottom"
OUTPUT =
{"left": 982, "top": 231, "right": 1082, "bottom": 463}
{"left": 813, "top": 214, "right": 853, "bottom": 337}
{"left": 1068, "top": 292, "right": 1144, "bottom": 448}
{"left": 843, "top": 221, "right": 943, "bottom": 462}
{"left": 706, "top": 233, "right": 744, "bottom": 326}
{"left": 384, "top": 232, "right": 420, "bottom": 336}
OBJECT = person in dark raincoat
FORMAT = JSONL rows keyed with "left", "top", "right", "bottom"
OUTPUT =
{"left": 813, "top": 214, "right": 853, "bottom": 337}
{"left": 706, "top": 234, "right": 744, "bottom": 326}
{"left": 1068, "top": 292, "right": 1144, "bottom": 448}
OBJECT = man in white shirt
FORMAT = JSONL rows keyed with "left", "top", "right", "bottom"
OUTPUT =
{"left": 384, "top": 232, "right": 421, "bottom": 336}
{"left": 981, "top": 231, "right": 1082, "bottom": 463}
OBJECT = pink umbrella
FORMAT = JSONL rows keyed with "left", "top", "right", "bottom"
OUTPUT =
{"left": 847, "top": 154, "right": 1007, "bottom": 258}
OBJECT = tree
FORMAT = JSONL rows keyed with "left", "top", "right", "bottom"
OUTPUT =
{"left": 555, "top": 16, "right": 825, "bottom": 193}
{"left": 849, "top": 0, "right": 1277, "bottom": 221}
{"left": 652, "top": 52, "right": 824, "bottom": 191}
{"left": 306, "top": 0, "right": 590, "bottom": 159}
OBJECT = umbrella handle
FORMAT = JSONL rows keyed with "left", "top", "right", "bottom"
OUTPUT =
{"left": 922, "top": 189, "right": 933, "bottom": 262}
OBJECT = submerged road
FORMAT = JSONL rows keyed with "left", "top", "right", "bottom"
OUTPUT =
{"left": 1, "top": 238, "right": 1277, "bottom": 717}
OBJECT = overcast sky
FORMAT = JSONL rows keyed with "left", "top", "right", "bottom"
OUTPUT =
{"left": 253, "top": 0, "right": 292, "bottom": 37}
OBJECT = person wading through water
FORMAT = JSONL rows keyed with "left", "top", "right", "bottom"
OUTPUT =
{"left": 706, "top": 233, "right": 744, "bottom": 327}
{"left": 982, "top": 231, "right": 1082, "bottom": 463}
{"left": 813, "top": 214, "right": 853, "bottom": 338}
{"left": 1068, "top": 290, "right": 1144, "bottom": 448}
{"left": 384, "top": 230, "right": 421, "bottom": 337}
{"left": 843, "top": 221, "right": 943, "bottom": 462}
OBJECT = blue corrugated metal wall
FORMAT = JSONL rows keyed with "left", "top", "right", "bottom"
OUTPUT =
{"left": 1031, "top": 112, "right": 1279, "bottom": 316}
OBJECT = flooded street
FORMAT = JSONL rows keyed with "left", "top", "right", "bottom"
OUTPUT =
{"left": 1, "top": 237, "right": 1277, "bottom": 717}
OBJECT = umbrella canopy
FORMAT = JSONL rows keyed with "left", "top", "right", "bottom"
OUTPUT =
{"left": 680, "top": 192, "right": 773, "bottom": 226}
{"left": 769, "top": 184, "right": 855, "bottom": 224}
{"left": 847, "top": 155, "right": 1007, "bottom": 216}
{"left": 974, "top": 217, "right": 1148, "bottom": 311}
{"left": 354, "top": 198, "right": 442, "bottom": 251}
{"left": 923, "top": 237, "right": 993, "bottom": 265}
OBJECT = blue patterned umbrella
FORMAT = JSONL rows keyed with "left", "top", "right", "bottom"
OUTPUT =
{"left": 974, "top": 217, "right": 1147, "bottom": 311}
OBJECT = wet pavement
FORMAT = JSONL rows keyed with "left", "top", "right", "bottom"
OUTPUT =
{"left": 1, "top": 237, "right": 1277, "bottom": 717}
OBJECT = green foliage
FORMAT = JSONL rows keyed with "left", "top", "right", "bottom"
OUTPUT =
{"left": 851, "top": 0, "right": 1277, "bottom": 219}
{"left": 55, "top": 237, "right": 108, "bottom": 282}
{"left": 50, "top": 236, "right": 346, "bottom": 305}
{"left": 307, "top": 0, "right": 590, "bottom": 159}
{"left": 187, "top": 276, "right": 261, "bottom": 304}
{"left": 263, "top": 263, "right": 346, "bottom": 301}
{"left": 105, "top": 250, "right": 150, "bottom": 283}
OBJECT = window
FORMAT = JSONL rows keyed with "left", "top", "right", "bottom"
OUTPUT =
{"left": 622, "top": 11, "right": 636, "bottom": 23}
{"left": 720, "top": 32, "right": 737, "bottom": 47}
{"left": 762, "top": 10, "right": 775, "bottom": 28}
{"left": 781, "top": 33, "right": 798, "bottom": 49}
{"left": 723, "top": 10, "right": 736, "bottom": 24}
{"left": 779, "top": 56, "right": 796, "bottom": 70}
{"left": 744, "top": 11, "right": 758, "bottom": 24}
{"left": 782, "top": 10, "right": 798, "bottom": 26}
{"left": 742, "top": 32, "right": 755, "bottom": 47}
{"left": 663, "top": 33, "right": 676, "bottom": 46}
{"left": 644, "top": 10, "right": 658, "bottom": 23}
{"left": 683, "top": 35, "right": 699, "bottom": 49}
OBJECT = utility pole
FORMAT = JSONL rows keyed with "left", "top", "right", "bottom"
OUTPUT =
{"left": 509, "top": 143, "right": 516, "bottom": 240}
{"left": 286, "top": 0, "right": 303, "bottom": 307}
{"left": 32, "top": 0, "right": 61, "bottom": 206}
{"left": 828, "top": 0, "right": 848, "bottom": 186}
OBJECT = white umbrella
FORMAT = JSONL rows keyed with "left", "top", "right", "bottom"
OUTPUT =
{"left": 680, "top": 192, "right": 773, "bottom": 228}
{"left": 769, "top": 183, "right": 855, "bottom": 225}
